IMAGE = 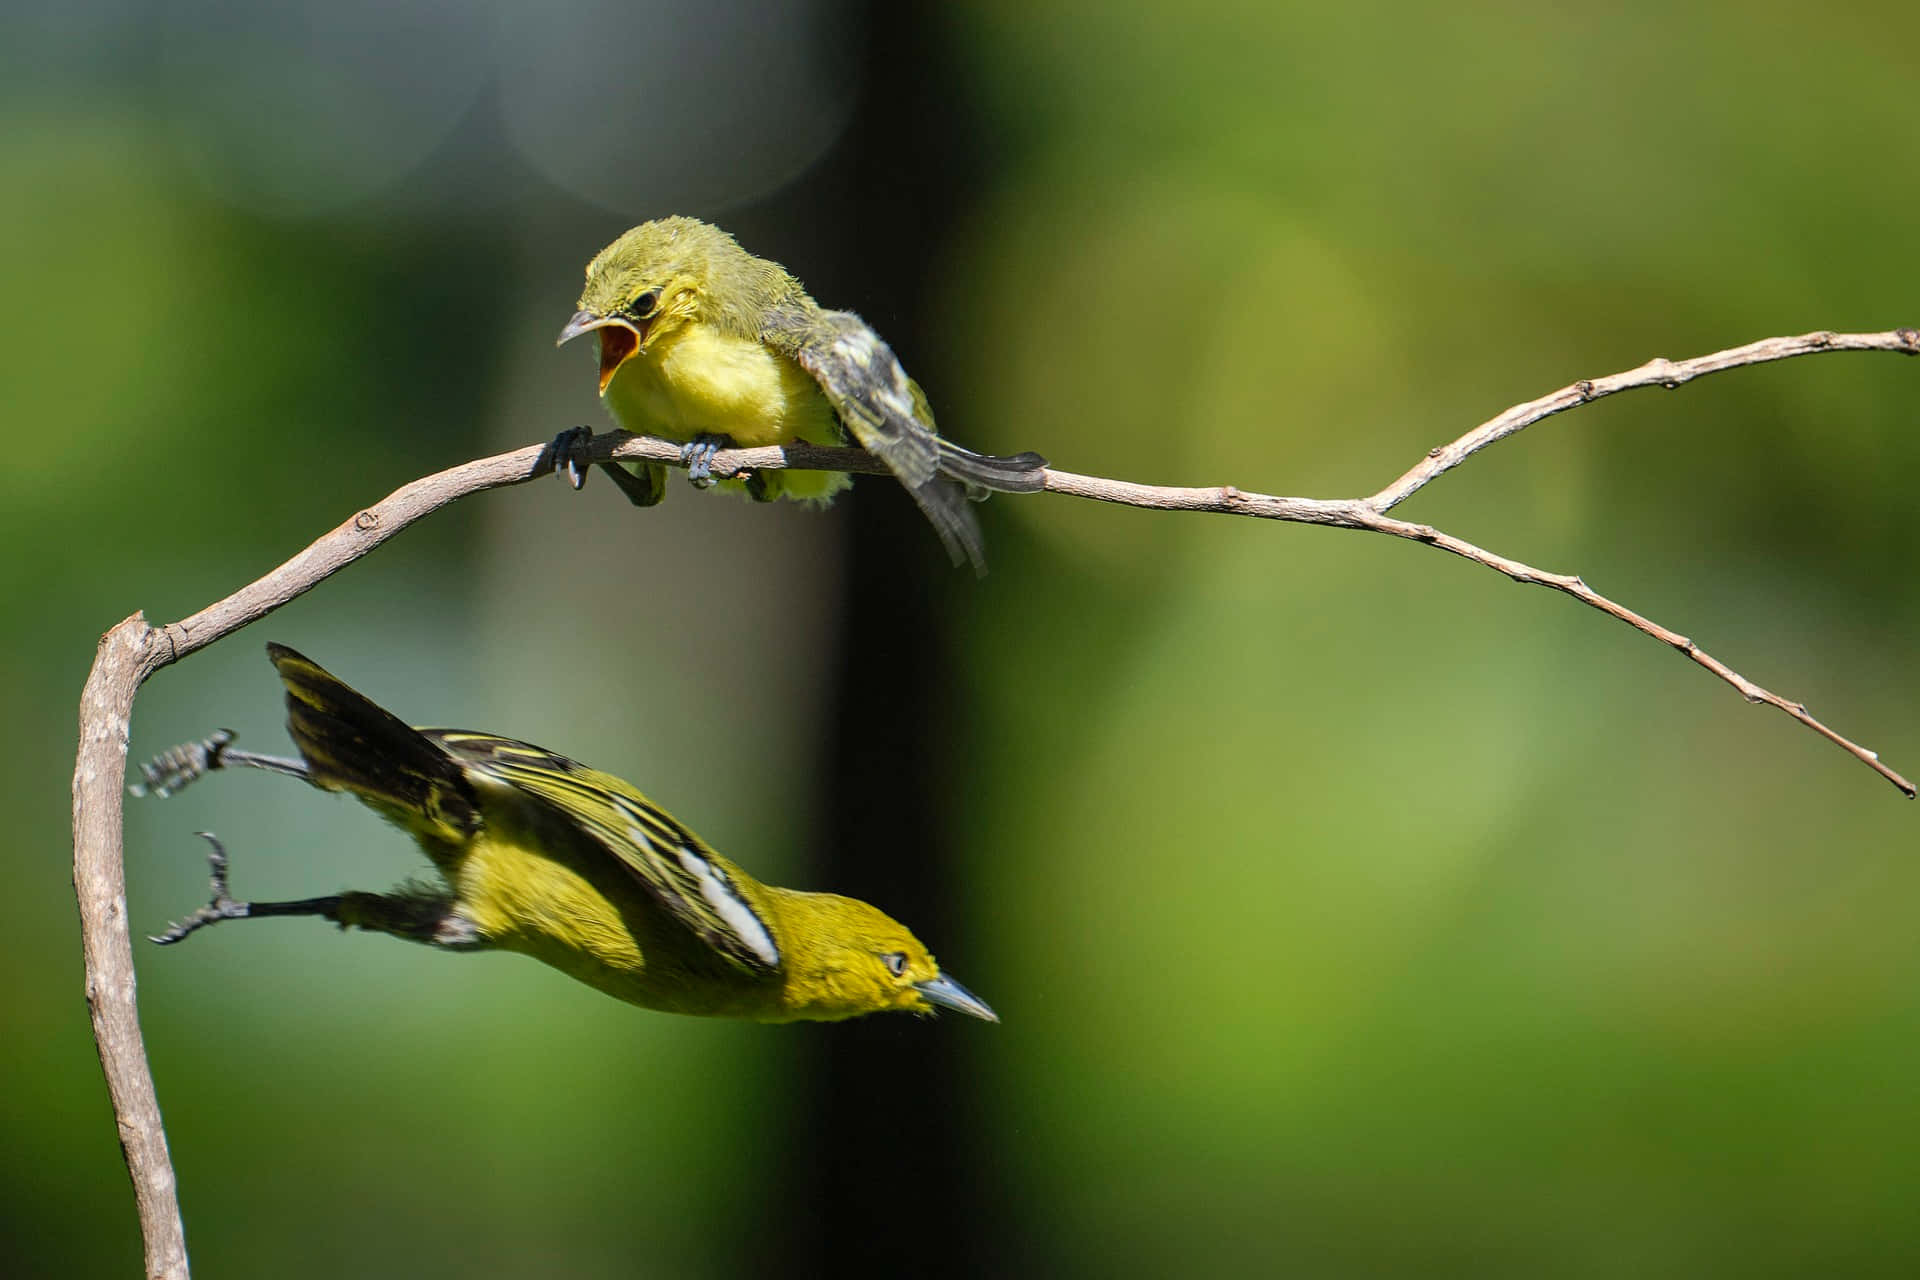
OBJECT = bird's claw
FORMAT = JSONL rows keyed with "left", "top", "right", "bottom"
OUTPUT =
{"left": 150, "top": 833, "right": 250, "bottom": 945}
{"left": 537, "top": 427, "right": 596, "bottom": 490}
{"left": 679, "top": 434, "right": 733, "bottom": 489}
{"left": 131, "top": 729, "right": 235, "bottom": 799}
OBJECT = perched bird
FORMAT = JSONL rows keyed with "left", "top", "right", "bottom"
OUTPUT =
{"left": 135, "top": 644, "right": 996, "bottom": 1025}
{"left": 545, "top": 216, "right": 1047, "bottom": 573}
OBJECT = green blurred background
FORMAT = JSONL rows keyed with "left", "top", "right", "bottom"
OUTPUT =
{"left": 8, "top": 2, "right": 1920, "bottom": 1275}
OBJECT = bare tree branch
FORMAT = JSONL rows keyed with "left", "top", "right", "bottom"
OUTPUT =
{"left": 1370, "top": 327, "right": 1920, "bottom": 510}
{"left": 74, "top": 326, "right": 1917, "bottom": 1275}
{"left": 74, "top": 618, "right": 181, "bottom": 1280}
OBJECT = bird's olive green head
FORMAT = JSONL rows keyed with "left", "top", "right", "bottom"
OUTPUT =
{"left": 556, "top": 218, "right": 729, "bottom": 393}
{"left": 559, "top": 216, "right": 807, "bottom": 394}
{"left": 770, "top": 891, "right": 997, "bottom": 1024}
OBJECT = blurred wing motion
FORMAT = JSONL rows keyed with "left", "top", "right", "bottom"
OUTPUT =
{"left": 427, "top": 732, "right": 783, "bottom": 975}
{"left": 266, "top": 644, "right": 780, "bottom": 976}
{"left": 761, "top": 305, "right": 1049, "bottom": 571}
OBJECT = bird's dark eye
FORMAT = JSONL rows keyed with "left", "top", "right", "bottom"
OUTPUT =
{"left": 883, "top": 951, "right": 908, "bottom": 978}
{"left": 628, "top": 289, "right": 660, "bottom": 319}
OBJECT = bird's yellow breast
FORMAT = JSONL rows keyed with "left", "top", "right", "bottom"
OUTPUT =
{"left": 605, "top": 321, "right": 839, "bottom": 449}
{"left": 449, "top": 793, "right": 781, "bottom": 1018}
{"left": 602, "top": 321, "right": 851, "bottom": 504}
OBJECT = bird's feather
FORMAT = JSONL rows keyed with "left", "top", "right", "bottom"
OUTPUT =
{"left": 761, "top": 304, "right": 990, "bottom": 570}
{"left": 267, "top": 643, "right": 476, "bottom": 848}
{"left": 427, "top": 732, "right": 783, "bottom": 975}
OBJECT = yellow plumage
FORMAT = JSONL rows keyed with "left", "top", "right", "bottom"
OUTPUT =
{"left": 136, "top": 644, "right": 996, "bottom": 1025}
{"left": 551, "top": 216, "right": 1048, "bottom": 568}
{"left": 603, "top": 310, "right": 848, "bottom": 503}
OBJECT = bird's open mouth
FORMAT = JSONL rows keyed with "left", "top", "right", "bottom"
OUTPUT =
{"left": 556, "top": 310, "right": 645, "bottom": 394}
{"left": 595, "top": 322, "right": 641, "bottom": 393}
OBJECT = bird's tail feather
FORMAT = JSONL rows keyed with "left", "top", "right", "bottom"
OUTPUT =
{"left": 936, "top": 441, "right": 1050, "bottom": 494}
{"left": 906, "top": 477, "right": 989, "bottom": 577}
{"left": 265, "top": 643, "right": 476, "bottom": 845}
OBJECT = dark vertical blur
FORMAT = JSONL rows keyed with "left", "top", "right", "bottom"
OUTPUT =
{"left": 751, "top": 7, "right": 1009, "bottom": 1275}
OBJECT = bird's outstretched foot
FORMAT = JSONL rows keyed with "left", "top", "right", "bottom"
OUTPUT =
{"left": 679, "top": 434, "right": 735, "bottom": 489}
{"left": 151, "top": 834, "right": 252, "bottom": 945}
{"left": 131, "top": 731, "right": 307, "bottom": 795}
{"left": 130, "top": 730, "right": 235, "bottom": 799}
{"left": 537, "top": 426, "right": 597, "bottom": 490}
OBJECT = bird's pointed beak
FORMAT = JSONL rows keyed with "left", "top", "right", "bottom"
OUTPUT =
{"left": 556, "top": 308, "right": 605, "bottom": 347}
{"left": 557, "top": 310, "right": 644, "bottom": 395}
{"left": 915, "top": 971, "right": 999, "bottom": 1023}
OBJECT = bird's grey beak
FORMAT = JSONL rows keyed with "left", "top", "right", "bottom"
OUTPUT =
{"left": 915, "top": 972, "right": 998, "bottom": 1023}
{"left": 558, "top": 310, "right": 644, "bottom": 394}
{"left": 556, "top": 309, "right": 608, "bottom": 347}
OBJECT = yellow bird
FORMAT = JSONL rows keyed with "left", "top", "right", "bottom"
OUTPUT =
{"left": 545, "top": 216, "right": 1046, "bottom": 572}
{"left": 135, "top": 644, "right": 997, "bottom": 1025}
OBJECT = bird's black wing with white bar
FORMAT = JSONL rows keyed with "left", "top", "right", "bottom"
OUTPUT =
{"left": 428, "top": 731, "right": 783, "bottom": 976}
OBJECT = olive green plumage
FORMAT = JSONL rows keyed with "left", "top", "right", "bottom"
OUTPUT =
{"left": 556, "top": 216, "right": 1046, "bottom": 572}
{"left": 139, "top": 645, "right": 996, "bottom": 1025}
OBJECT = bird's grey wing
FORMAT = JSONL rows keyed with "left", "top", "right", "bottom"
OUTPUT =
{"left": 761, "top": 304, "right": 993, "bottom": 571}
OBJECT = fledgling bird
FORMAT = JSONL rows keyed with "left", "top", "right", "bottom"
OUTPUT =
{"left": 134, "top": 644, "right": 996, "bottom": 1025}
{"left": 545, "top": 216, "right": 1047, "bottom": 573}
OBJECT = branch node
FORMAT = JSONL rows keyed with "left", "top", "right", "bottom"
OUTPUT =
{"left": 1897, "top": 327, "right": 1920, "bottom": 352}
{"left": 1807, "top": 330, "right": 1834, "bottom": 348}
{"left": 353, "top": 510, "right": 381, "bottom": 532}
{"left": 1574, "top": 380, "right": 1595, "bottom": 401}
{"left": 1426, "top": 445, "right": 1446, "bottom": 459}
{"left": 1643, "top": 357, "right": 1683, "bottom": 389}
{"left": 157, "top": 623, "right": 184, "bottom": 667}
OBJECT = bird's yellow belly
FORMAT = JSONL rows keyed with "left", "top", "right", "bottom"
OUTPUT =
{"left": 601, "top": 325, "right": 850, "bottom": 504}
{"left": 452, "top": 825, "right": 780, "bottom": 1018}
{"left": 454, "top": 830, "right": 647, "bottom": 981}
{"left": 604, "top": 324, "right": 839, "bottom": 448}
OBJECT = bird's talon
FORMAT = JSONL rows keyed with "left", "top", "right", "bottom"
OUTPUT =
{"left": 538, "top": 427, "right": 596, "bottom": 491}
{"left": 679, "top": 434, "right": 732, "bottom": 489}
{"left": 130, "top": 729, "right": 236, "bottom": 799}
{"left": 151, "top": 833, "right": 250, "bottom": 945}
